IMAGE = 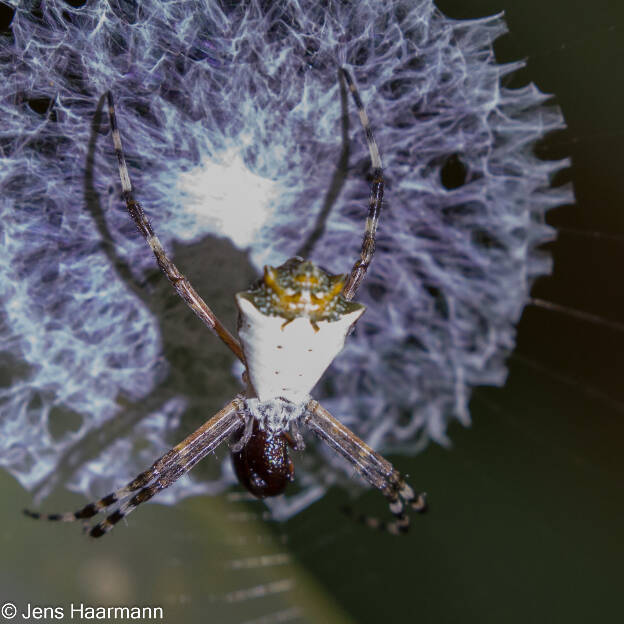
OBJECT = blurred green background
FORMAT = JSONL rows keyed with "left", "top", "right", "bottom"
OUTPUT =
{"left": 1, "top": 1, "right": 623, "bottom": 623}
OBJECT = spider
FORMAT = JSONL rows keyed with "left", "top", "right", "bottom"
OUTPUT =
{"left": 25, "top": 67, "right": 427, "bottom": 537}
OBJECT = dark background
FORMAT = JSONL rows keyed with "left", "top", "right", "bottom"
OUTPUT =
{"left": 0, "top": 1, "right": 622, "bottom": 623}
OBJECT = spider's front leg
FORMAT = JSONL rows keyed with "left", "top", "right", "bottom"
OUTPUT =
{"left": 25, "top": 397, "right": 245, "bottom": 537}
{"left": 304, "top": 399, "right": 427, "bottom": 535}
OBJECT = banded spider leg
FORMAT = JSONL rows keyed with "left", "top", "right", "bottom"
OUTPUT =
{"left": 25, "top": 398, "right": 245, "bottom": 537}
{"left": 339, "top": 67, "right": 385, "bottom": 302}
{"left": 304, "top": 400, "right": 427, "bottom": 535}
{"left": 107, "top": 91, "right": 245, "bottom": 364}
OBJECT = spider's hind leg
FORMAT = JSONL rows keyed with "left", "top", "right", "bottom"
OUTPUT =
{"left": 106, "top": 91, "right": 245, "bottom": 362}
{"left": 339, "top": 67, "right": 385, "bottom": 302}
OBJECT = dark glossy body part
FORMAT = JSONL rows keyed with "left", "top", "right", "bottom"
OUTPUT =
{"left": 231, "top": 420, "right": 295, "bottom": 498}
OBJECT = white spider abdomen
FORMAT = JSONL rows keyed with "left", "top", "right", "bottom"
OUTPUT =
{"left": 236, "top": 294, "right": 364, "bottom": 403}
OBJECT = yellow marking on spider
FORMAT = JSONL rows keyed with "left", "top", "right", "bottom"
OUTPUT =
{"left": 293, "top": 273, "right": 320, "bottom": 286}
{"left": 311, "top": 276, "right": 344, "bottom": 306}
{"left": 263, "top": 266, "right": 282, "bottom": 293}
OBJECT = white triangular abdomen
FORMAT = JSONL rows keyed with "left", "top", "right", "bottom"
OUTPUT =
{"left": 236, "top": 295, "right": 364, "bottom": 403}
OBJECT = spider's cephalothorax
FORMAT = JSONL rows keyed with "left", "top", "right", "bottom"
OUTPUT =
{"left": 230, "top": 397, "right": 306, "bottom": 498}
{"left": 231, "top": 418, "right": 295, "bottom": 498}
{"left": 25, "top": 67, "right": 427, "bottom": 538}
